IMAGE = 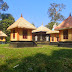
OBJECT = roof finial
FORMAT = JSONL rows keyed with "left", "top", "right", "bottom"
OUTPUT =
{"left": 21, "top": 14, "right": 23, "bottom": 17}
{"left": 69, "top": 13, "right": 71, "bottom": 16}
{"left": 42, "top": 22, "right": 43, "bottom": 26}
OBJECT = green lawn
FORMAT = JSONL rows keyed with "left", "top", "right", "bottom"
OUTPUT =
{"left": 0, "top": 44, "right": 72, "bottom": 72}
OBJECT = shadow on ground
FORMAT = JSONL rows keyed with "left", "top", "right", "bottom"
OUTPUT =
{"left": 0, "top": 49, "right": 72, "bottom": 72}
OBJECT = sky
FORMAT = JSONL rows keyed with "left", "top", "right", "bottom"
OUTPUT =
{"left": 2, "top": 0, "right": 72, "bottom": 27}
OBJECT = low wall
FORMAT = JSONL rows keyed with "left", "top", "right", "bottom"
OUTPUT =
{"left": 58, "top": 41, "right": 72, "bottom": 48}
{"left": 49, "top": 42, "right": 58, "bottom": 45}
{"left": 37, "top": 41, "right": 49, "bottom": 45}
{"left": 10, "top": 41, "right": 37, "bottom": 48}
{"left": 0, "top": 41, "right": 6, "bottom": 44}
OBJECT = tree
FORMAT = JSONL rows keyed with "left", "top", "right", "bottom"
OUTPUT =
{"left": 32, "top": 22, "right": 35, "bottom": 26}
{"left": 0, "top": 0, "right": 9, "bottom": 19}
{"left": 1, "top": 14, "right": 15, "bottom": 20}
{"left": 0, "top": 0, "right": 9, "bottom": 11}
{"left": 45, "top": 22, "right": 59, "bottom": 30}
{"left": 0, "top": 13, "right": 15, "bottom": 43}
{"left": 48, "top": 3, "right": 65, "bottom": 22}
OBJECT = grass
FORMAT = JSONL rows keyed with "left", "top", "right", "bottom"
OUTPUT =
{"left": 0, "top": 44, "right": 72, "bottom": 72}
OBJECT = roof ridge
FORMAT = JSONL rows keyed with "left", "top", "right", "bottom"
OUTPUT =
{"left": 55, "top": 16, "right": 72, "bottom": 30}
{"left": 7, "top": 16, "right": 36, "bottom": 30}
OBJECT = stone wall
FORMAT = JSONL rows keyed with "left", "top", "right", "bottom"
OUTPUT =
{"left": 49, "top": 42, "right": 58, "bottom": 45}
{"left": 10, "top": 41, "right": 37, "bottom": 48}
{"left": 58, "top": 41, "right": 72, "bottom": 48}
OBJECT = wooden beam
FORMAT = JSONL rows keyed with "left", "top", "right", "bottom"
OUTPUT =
{"left": 30, "top": 30, "right": 32, "bottom": 41}
{"left": 50, "top": 34, "right": 51, "bottom": 42}
{"left": 55, "top": 33, "right": 56, "bottom": 42}
{"left": 10, "top": 29, "right": 12, "bottom": 41}
{"left": 17, "top": 28, "right": 19, "bottom": 41}
{"left": 59, "top": 30, "right": 61, "bottom": 41}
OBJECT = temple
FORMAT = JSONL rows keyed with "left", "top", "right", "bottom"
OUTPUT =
{"left": 0, "top": 31, "right": 7, "bottom": 44}
{"left": 55, "top": 14, "right": 72, "bottom": 47}
{"left": 46, "top": 23, "right": 59, "bottom": 45}
{"left": 32, "top": 23, "right": 51, "bottom": 42}
{"left": 7, "top": 14, "right": 37, "bottom": 47}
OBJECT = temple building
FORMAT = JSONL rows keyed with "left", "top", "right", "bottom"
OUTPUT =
{"left": 32, "top": 24, "right": 51, "bottom": 42}
{"left": 55, "top": 14, "right": 72, "bottom": 47}
{"left": 7, "top": 14, "right": 36, "bottom": 47}
{"left": 0, "top": 31, "right": 7, "bottom": 44}
{"left": 47, "top": 30, "right": 59, "bottom": 45}
{"left": 46, "top": 23, "right": 59, "bottom": 45}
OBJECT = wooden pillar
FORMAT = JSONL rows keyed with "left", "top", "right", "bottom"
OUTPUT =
{"left": 17, "top": 28, "right": 19, "bottom": 41}
{"left": 55, "top": 33, "right": 56, "bottom": 42}
{"left": 30, "top": 30, "right": 32, "bottom": 41}
{"left": 40, "top": 32, "right": 42, "bottom": 41}
{"left": 10, "top": 29, "right": 12, "bottom": 41}
{"left": 59, "top": 30, "right": 61, "bottom": 41}
{"left": 50, "top": 34, "right": 51, "bottom": 42}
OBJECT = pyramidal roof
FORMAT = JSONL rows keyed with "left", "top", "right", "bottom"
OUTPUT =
{"left": 32, "top": 24, "right": 51, "bottom": 33}
{"left": 7, "top": 14, "right": 36, "bottom": 30}
{"left": 0, "top": 31, "right": 7, "bottom": 37}
{"left": 46, "top": 30, "right": 59, "bottom": 34}
{"left": 55, "top": 16, "right": 72, "bottom": 30}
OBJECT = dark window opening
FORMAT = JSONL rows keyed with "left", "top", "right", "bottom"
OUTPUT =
{"left": 63, "top": 30, "right": 68, "bottom": 39}
{"left": 57, "top": 37, "right": 59, "bottom": 41}
{"left": 23, "top": 30, "right": 27, "bottom": 39}
{"left": 52, "top": 37, "right": 54, "bottom": 41}
{"left": 13, "top": 30, "right": 15, "bottom": 39}
{"left": 0, "top": 37, "right": 3, "bottom": 40}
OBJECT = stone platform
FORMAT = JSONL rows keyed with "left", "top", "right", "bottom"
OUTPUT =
{"left": 0, "top": 41, "right": 6, "bottom": 44}
{"left": 37, "top": 41, "right": 49, "bottom": 45}
{"left": 49, "top": 42, "right": 58, "bottom": 45}
{"left": 10, "top": 41, "right": 37, "bottom": 48}
{"left": 58, "top": 41, "right": 72, "bottom": 48}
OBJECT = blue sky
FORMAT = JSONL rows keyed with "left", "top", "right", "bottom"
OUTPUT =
{"left": 2, "top": 0, "right": 72, "bottom": 27}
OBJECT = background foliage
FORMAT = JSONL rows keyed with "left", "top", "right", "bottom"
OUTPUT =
{"left": 46, "top": 3, "right": 65, "bottom": 29}
{"left": 45, "top": 22, "right": 59, "bottom": 30}
{"left": 0, "top": 14, "right": 15, "bottom": 43}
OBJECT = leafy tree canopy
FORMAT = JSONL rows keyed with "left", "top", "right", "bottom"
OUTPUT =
{"left": 0, "top": 0, "right": 9, "bottom": 11}
{"left": 32, "top": 22, "right": 35, "bottom": 26}
{"left": 48, "top": 3, "right": 65, "bottom": 22}
{"left": 0, "top": 13, "right": 15, "bottom": 43}
{"left": 1, "top": 13, "right": 15, "bottom": 20}
{"left": 45, "top": 22, "right": 59, "bottom": 30}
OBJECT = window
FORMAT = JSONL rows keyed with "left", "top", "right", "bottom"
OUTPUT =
{"left": 63, "top": 30, "right": 68, "bottom": 39}
{"left": 52, "top": 37, "right": 54, "bottom": 41}
{"left": 57, "top": 37, "right": 59, "bottom": 41}
{"left": 13, "top": 30, "right": 15, "bottom": 39}
{"left": 0, "top": 37, "right": 3, "bottom": 40}
{"left": 23, "top": 30, "right": 27, "bottom": 39}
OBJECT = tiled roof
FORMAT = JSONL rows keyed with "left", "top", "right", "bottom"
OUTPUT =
{"left": 46, "top": 30, "right": 59, "bottom": 34}
{"left": 55, "top": 16, "right": 72, "bottom": 30}
{"left": 7, "top": 14, "right": 36, "bottom": 30}
{"left": 0, "top": 31, "right": 7, "bottom": 37}
{"left": 32, "top": 25, "right": 51, "bottom": 33}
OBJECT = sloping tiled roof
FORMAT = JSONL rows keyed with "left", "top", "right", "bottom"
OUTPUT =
{"left": 32, "top": 25, "right": 51, "bottom": 33}
{"left": 0, "top": 31, "right": 7, "bottom": 37}
{"left": 7, "top": 14, "right": 36, "bottom": 30}
{"left": 55, "top": 16, "right": 72, "bottom": 30}
{"left": 46, "top": 30, "right": 59, "bottom": 34}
